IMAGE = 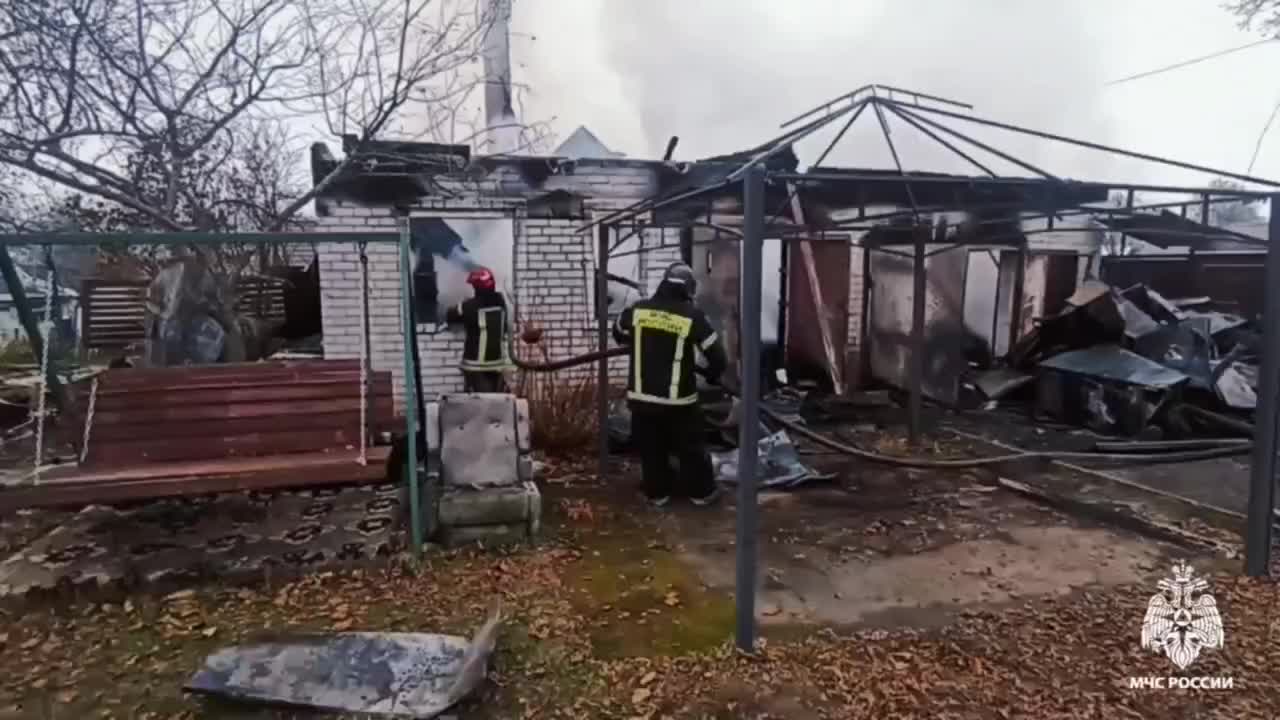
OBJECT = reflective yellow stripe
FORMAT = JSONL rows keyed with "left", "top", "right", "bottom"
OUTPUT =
{"left": 462, "top": 359, "right": 512, "bottom": 370}
{"left": 633, "top": 308, "right": 693, "bottom": 401}
{"left": 475, "top": 307, "right": 508, "bottom": 364}
{"left": 668, "top": 327, "right": 688, "bottom": 399}
{"left": 627, "top": 390, "right": 697, "bottom": 405}
{"left": 699, "top": 332, "right": 718, "bottom": 351}
{"left": 633, "top": 309, "right": 693, "bottom": 336}
{"left": 633, "top": 326, "right": 643, "bottom": 392}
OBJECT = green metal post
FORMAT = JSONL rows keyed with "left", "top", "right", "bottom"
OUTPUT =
{"left": 0, "top": 247, "right": 71, "bottom": 417}
{"left": 398, "top": 218, "right": 423, "bottom": 555}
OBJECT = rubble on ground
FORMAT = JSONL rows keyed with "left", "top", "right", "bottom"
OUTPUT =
{"left": 970, "top": 281, "right": 1260, "bottom": 440}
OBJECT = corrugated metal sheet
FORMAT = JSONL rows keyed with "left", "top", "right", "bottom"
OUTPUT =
{"left": 1038, "top": 345, "right": 1188, "bottom": 388}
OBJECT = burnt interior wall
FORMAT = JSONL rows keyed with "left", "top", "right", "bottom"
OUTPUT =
{"left": 867, "top": 240, "right": 972, "bottom": 405}
{"left": 1101, "top": 252, "right": 1265, "bottom": 317}
{"left": 784, "top": 237, "right": 850, "bottom": 392}
{"left": 692, "top": 226, "right": 741, "bottom": 385}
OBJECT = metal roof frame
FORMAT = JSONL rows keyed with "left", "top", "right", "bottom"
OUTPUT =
{"left": 581, "top": 84, "right": 1280, "bottom": 655}
{"left": 581, "top": 84, "right": 1280, "bottom": 242}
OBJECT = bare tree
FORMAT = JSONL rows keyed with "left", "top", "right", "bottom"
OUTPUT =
{"left": 1228, "top": 0, "right": 1280, "bottom": 36}
{"left": 0, "top": 0, "right": 552, "bottom": 236}
{"left": 62, "top": 118, "right": 310, "bottom": 278}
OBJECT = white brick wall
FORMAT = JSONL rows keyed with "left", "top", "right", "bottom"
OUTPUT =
{"left": 314, "top": 163, "right": 660, "bottom": 406}
{"left": 512, "top": 216, "right": 629, "bottom": 384}
{"left": 311, "top": 157, "right": 883, "bottom": 403}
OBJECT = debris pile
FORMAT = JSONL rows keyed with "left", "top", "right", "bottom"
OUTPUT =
{"left": 971, "top": 281, "right": 1260, "bottom": 439}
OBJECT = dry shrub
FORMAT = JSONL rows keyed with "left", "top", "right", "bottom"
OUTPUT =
{"left": 516, "top": 369, "right": 602, "bottom": 455}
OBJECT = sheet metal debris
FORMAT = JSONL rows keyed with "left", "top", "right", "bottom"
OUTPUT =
{"left": 185, "top": 605, "right": 502, "bottom": 717}
{"left": 712, "top": 431, "right": 834, "bottom": 490}
{"left": 972, "top": 368, "right": 1035, "bottom": 401}
{"left": 994, "top": 278, "right": 1260, "bottom": 438}
{"left": 1039, "top": 346, "right": 1189, "bottom": 388}
{"left": 1035, "top": 346, "right": 1188, "bottom": 436}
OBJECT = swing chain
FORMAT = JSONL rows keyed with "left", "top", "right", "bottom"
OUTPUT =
{"left": 79, "top": 377, "right": 98, "bottom": 464}
{"left": 357, "top": 240, "right": 370, "bottom": 466}
{"left": 32, "top": 255, "right": 55, "bottom": 483}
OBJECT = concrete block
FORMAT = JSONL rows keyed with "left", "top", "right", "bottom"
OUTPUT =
{"left": 439, "top": 394, "right": 520, "bottom": 488}
{"left": 517, "top": 455, "right": 533, "bottom": 484}
{"left": 441, "top": 522, "right": 528, "bottom": 548}
{"left": 438, "top": 485, "right": 532, "bottom": 527}
{"left": 425, "top": 401, "right": 441, "bottom": 460}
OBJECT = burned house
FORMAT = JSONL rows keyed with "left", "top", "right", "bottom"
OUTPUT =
{"left": 308, "top": 137, "right": 1110, "bottom": 406}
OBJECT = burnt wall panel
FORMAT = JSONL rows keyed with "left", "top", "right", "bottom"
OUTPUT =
{"left": 1101, "top": 253, "right": 1265, "bottom": 317}
{"left": 784, "top": 238, "right": 851, "bottom": 391}
{"left": 692, "top": 227, "right": 741, "bottom": 384}
{"left": 868, "top": 244, "right": 971, "bottom": 405}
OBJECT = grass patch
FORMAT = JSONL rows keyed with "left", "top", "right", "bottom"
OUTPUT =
{"left": 566, "top": 533, "right": 735, "bottom": 659}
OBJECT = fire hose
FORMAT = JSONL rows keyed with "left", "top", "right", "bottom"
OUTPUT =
{"left": 508, "top": 342, "right": 1253, "bottom": 469}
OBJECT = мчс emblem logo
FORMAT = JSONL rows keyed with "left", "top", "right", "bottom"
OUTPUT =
{"left": 1140, "top": 561, "right": 1224, "bottom": 670}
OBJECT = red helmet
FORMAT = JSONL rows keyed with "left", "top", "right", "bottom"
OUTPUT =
{"left": 466, "top": 267, "right": 496, "bottom": 291}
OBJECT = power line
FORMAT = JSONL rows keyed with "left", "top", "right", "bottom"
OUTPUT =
{"left": 1106, "top": 37, "right": 1276, "bottom": 86}
{"left": 1248, "top": 90, "right": 1280, "bottom": 174}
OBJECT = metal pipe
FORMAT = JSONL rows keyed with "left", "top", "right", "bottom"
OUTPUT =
{"left": 774, "top": 172, "right": 1277, "bottom": 199}
{"left": 397, "top": 217, "right": 423, "bottom": 556}
{"left": 872, "top": 84, "right": 974, "bottom": 110}
{"left": 1245, "top": 195, "right": 1280, "bottom": 576}
{"left": 883, "top": 101, "right": 996, "bottom": 176}
{"left": 1093, "top": 438, "right": 1252, "bottom": 453}
{"left": 596, "top": 224, "right": 612, "bottom": 484}
{"left": 0, "top": 232, "right": 397, "bottom": 246}
{"left": 905, "top": 102, "right": 1280, "bottom": 190}
{"left": 1183, "top": 404, "right": 1256, "bottom": 437}
{"left": 735, "top": 164, "right": 765, "bottom": 653}
{"left": 781, "top": 85, "right": 873, "bottom": 128}
{"left": 359, "top": 245, "right": 373, "bottom": 453}
{"left": 764, "top": 103, "right": 870, "bottom": 229}
{"left": 888, "top": 102, "right": 1058, "bottom": 180}
{"left": 728, "top": 99, "right": 870, "bottom": 183}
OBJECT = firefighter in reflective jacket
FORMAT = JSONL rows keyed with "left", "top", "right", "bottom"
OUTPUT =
{"left": 445, "top": 267, "right": 512, "bottom": 393}
{"left": 613, "top": 262, "right": 728, "bottom": 507}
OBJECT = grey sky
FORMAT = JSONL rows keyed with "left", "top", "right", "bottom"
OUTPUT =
{"left": 512, "top": 0, "right": 1280, "bottom": 189}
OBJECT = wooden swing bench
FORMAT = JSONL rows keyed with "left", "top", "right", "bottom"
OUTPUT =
{"left": 0, "top": 360, "right": 397, "bottom": 511}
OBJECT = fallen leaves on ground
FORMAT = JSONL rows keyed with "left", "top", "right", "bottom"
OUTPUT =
{"left": 0, "top": 476, "right": 1277, "bottom": 719}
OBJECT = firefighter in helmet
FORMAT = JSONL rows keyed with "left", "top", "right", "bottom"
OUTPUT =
{"left": 612, "top": 262, "right": 727, "bottom": 507}
{"left": 445, "top": 267, "right": 512, "bottom": 393}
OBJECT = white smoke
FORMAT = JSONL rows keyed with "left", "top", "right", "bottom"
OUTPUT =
{"left": 515, "top": 0, "right": 1124, "bottom": 180}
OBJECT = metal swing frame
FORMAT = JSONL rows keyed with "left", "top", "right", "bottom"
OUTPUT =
{"left": 0, "top": 226, "right": 431, "bottom": 554}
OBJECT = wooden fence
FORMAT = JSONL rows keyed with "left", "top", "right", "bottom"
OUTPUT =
{"left": 81, "top": 277, "right": 288, "bottom": 352}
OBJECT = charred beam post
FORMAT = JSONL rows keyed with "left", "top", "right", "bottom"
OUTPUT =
{"left": 1009, "top": 245, "right": 1027, "bottom": 350}
{"left": 908, "top": 223, "right": 927, "bottom": 444}
{"left": 396, "top": 215, "right": 423, "bottom": 556}
{"left": 596, "top": 223, "right": 611, "bottom": 483}
{"left": 736, "top": 164, "right": 765, "bottom": 652}
{"left": 1244, "top": 195, "right": 1280, "bottom": 576}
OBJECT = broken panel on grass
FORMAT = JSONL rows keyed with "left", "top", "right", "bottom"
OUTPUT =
{"left": 1036, "top": 346, "right": 1188, "bottom": 436}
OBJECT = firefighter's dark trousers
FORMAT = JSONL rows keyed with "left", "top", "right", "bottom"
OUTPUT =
{"left": 628, "top": 401, "right": 716, "bottom": 501}
{"left": 463, "top": 370, "right": 507, "bottom": 393}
